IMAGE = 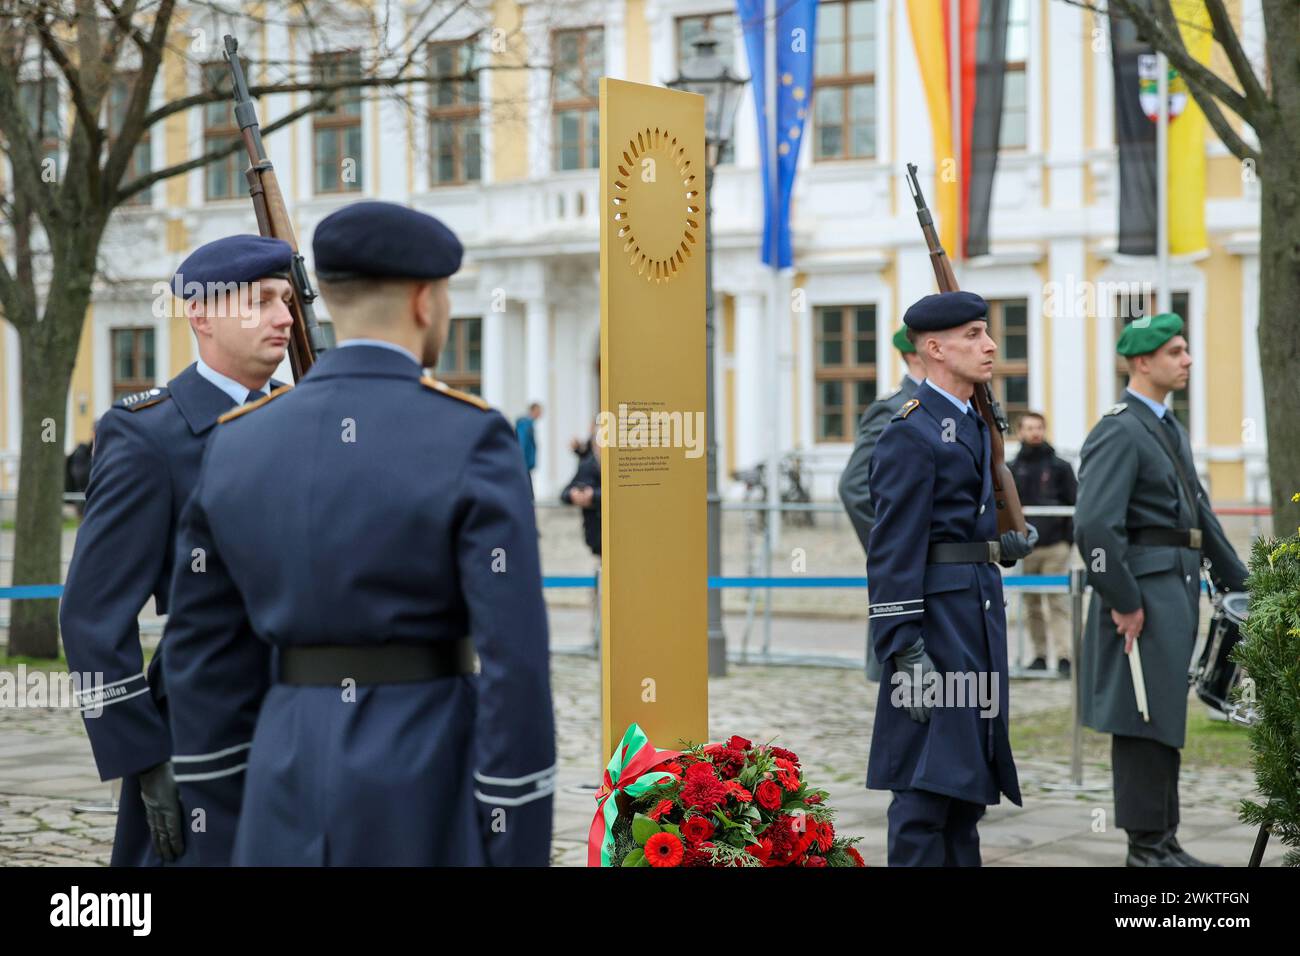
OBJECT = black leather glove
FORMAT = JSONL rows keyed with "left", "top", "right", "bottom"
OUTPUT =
{"left": 891, "top": 637, "right": 937, "bottom": 724}
{"left": 998, "top": 522, "right": 1039, "bottom": 565}
{"left": 138, "top": 760, "right": 185, "bottom": 863}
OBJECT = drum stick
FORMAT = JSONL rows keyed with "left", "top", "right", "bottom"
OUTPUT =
{"left": 1128, "top": 639, "right": 1151, "bottom": 722}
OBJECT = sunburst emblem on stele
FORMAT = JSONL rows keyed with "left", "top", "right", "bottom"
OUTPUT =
{"left": 611, "top": 127, "right": 701, "bottom": 284}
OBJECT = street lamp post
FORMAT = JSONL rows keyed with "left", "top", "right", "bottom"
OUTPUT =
{"left": 668, "top": 33, "right": 746, "bottom": 678}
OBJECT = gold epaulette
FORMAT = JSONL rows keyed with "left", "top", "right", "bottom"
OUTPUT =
{"left": 420, "top": 376, "right": 489, "bottom": 410}
{"left": 899, "top": 398, "right": 920, "bottom": 418}
{"left": 217, "top": 385, "right": 293, "bottom": 424}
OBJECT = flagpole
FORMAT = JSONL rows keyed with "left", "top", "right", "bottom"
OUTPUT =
{"left": 1156, "top": 51, "right": 1170, "bottom": 315}
{"left": 763, "top": 0, "right": 780, "bottom": 655}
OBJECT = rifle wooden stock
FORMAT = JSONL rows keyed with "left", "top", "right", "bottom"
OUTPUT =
{"left": 225, "top": 35, "right": 323, "bottom": 380}
{"left": 904, "top": 163, "right": 1027, "bottom": 536}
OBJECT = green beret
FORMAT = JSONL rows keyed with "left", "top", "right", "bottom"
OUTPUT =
{"left": 1117, "top": 312, "right": 1184, "bottom": 357}
{"left": 892, "top": 326, "right": 916, "bottom": 354}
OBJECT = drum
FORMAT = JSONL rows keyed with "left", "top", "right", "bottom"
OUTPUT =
{"left": 1192, "top": 591, "right": 1254, "bottom": 724}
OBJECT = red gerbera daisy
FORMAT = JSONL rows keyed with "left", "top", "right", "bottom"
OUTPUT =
{"left": 644, "top": 831, "right": 684, "bottom": 867}
{"left": 846, "top": 846, "right": 867, "bottom": 867}
{"left": 647, "top": 798, "right": 674, "bottom": 821}
{"left": 726, "top": 780, "right": 753, "bottom": 803}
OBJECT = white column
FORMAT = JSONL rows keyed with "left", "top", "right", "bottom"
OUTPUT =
{"left": 1046, "top": 0, "right": 1084, "bottom": 209}
{"left": 1048, "top": 238, "right": 1088, "bottom": 455}
{"left": 734, "top": 289, "right": 765, "bottom": 473}
{"left": 524, "top": 296, "right": 550, "bottom": 493}
{"left": 481, "top": 307, "right": 507, "bottom": 411}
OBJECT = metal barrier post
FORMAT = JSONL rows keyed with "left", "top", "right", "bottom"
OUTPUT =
{"left": 1070, "top": 567, "right": 1085, "bottom": 786}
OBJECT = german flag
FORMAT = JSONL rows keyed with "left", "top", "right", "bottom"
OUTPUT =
{"left": 906, "top": 0, "right": 1011, "bottom": 258}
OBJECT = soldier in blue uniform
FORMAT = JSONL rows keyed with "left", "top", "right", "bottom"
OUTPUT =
{"left": 59, "top": 235, "right": 295, "bottom": 865}
{"left": 865, "top": 291, "right": 1036, "bottom": 866}
{"left": 161, "top": 200, "right": 556, "bottom": 865}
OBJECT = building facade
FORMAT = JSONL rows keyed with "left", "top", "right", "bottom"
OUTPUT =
{"left": 0, "top": 0, "right": 1269, "bottom": 503}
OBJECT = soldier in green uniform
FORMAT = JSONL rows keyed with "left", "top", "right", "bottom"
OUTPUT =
{"left": 839, "top": 327, "right": 925, "bottom": 681}
{"left": 1074, "top": 313, "right": 1248, "bottom": 867}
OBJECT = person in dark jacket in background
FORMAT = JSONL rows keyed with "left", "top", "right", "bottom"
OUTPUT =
{"left": 561, "top": 426, "right": 601, "bottom": 557}
{"left": 65, "top": 422, "right": 95, "bottom": 516}
{"left": 1009, "top": 411, "right": 1078, "bottom": 675}
{"left": 516, "top": 402, "right": 543, "bottom": 497}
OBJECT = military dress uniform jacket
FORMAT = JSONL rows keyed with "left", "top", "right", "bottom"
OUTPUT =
{"left": 839, "top": 375, "right": 920, "bottom": 548}
{"left": 162, "top": 344, "right": 556, "bottom": 866}
{"left": 59, "top": 364, "right": 254, "bottom": 866}
{"left": 1074, "top": 398, "right": 1247, "bottom": 749}
{"left": 864, "top": 381, "right": 1021, "bottom": 807}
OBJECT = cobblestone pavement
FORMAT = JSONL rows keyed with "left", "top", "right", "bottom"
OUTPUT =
{"left": 0, "top": 630, "right": 1280, "bottom": 867}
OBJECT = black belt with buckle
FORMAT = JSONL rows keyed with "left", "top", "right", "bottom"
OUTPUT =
{"left": 927, "top": 541, "right": 1001, "bottom": 564}
{"left": 278, "top": 638, "right": 476, "bottom": 686}
{"left": 1128, "top": 527, "right": 1203, "bottom": 549}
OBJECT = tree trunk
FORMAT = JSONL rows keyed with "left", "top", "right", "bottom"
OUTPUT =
{"left": 1256, "top": 127, "right": 1300, "bottom": 538}
{"left": 7, "top": 325, "right": 80, "bottom": 659}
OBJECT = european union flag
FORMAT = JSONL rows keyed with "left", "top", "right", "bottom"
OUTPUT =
{"left": 737, "top": 0, "right": 819, "bottom": 269}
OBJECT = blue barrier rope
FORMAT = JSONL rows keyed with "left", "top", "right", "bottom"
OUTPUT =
{"left": 7, "top": 575, "right": 1225, "bottom": 599}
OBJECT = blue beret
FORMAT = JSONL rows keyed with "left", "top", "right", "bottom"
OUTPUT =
{"left": 903, "top": 291, "right": 989, "bottom": 332}
{"left": 312, "top": 201, "right": 463, "bottom": 281}
{"left": 171, "top": 235, "right": 292, "bottom": 301}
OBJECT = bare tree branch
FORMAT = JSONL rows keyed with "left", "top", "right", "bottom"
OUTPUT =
{"left": 1061, "top": 0, "right": 1265, "bottom": 163}
{"left": 102, "top": 0, "right": 177, "bottom": 200}
{"left": 1203, "top": 0, "right": 1269, "bottom": 113}
{"left": 33, "top": 10, "right": 103, "bottom": 152}
{"left": 114, "top": 85, "right": 328, "bottom": 203}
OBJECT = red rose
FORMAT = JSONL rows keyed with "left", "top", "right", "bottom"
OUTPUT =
{"left": 755, "top": 780, "right": 783, "bottom": 811}
{"left": 846, "top": 846, "right": 867, "bottom": 867}
{"left": 682, "top": 815, "right": 716, "bottom": 843}
{"left": 647, "top": 799, "right": 674, "bottom": 821}
{"left": 727, "top": 735, "right": 753, "bottom": 752}
{"left": 803, "top": 855, "right": 827, "bottom": 867}
{"left": 644, "top": 832, "right": 684, "bottom": 867}
{"left": 804, "top": 793, "right": 824, "bottom": 805}
{"left": 681, "top": 762, "right": 728, "bottom": 813}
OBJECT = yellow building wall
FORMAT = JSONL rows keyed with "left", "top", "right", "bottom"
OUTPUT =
{"left": 625, "top": 0, "right": 651, "bottom": 84}
{"left": 492, "top": 0, "right": 530, "bottom": 182}
{"left": 1206, "top": 154, "right": 1245, "bottom": 199}
{"left": 69, "top": 308, "right": 96, "bottom": 445}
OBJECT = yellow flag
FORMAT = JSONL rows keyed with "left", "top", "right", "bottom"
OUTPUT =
{"left": 1168, "top": 0, "right": 1211, "bottom": 255}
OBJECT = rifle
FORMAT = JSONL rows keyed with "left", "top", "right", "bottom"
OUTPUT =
{"left": 224, "top": 35, "right": 327, "bottom": 380}
{"left": 904, "top": 162, "right": 1026, "bottom": 536}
